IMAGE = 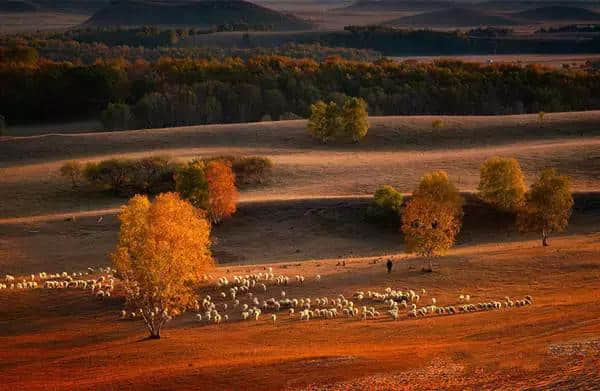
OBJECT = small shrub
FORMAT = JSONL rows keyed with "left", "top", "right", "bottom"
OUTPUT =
{"left": 538, "top": 111, "right": 545, "bottom": 126}
{"left": 432, "top": 119, "right": 443, "bottom": 129}
{"left": 59, "top": 161, "right": 83, "bottom": 190}
{"left": 231, "top": 156, "right": 273, "bottom": 186}
{"left": 366, "top": 185, "right": 403, "bottom": 226}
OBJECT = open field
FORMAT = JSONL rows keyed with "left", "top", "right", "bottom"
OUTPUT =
{"left": 389, "top": 53, "right": 600, "bottom": 68}
{"left": 0, "top": 11, "right": 89, "bottom": 33}
{"left": 1, "top": 112, "right": 600, "bottom": 389}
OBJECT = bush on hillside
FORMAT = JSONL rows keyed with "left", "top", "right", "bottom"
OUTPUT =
{"left": 82, "top": 156, "right": 177, "bottom": 196}
{"left": 59, "top": 161, "right": 83, "bottom": 190}
{"left": 366, "top": 185, "right": 404, "bottom": 226}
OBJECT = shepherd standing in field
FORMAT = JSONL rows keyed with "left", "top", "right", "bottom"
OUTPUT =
{"left": 386, "top": 259, "right": 393, "bottom": 273}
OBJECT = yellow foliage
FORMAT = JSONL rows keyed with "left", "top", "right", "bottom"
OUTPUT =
{"left": 402, "top": 171, "right": 463, "bottom": 271}
{"left": 478, "top": 157, "right": 526, "bottom": 212}
{"left": 412, "top": 170, "right": 463, "bottom": 217}
{"left": 401, "top": 197, "right": 460, "bottom": 258}
{"left": 112, "top": 192, "right": 213, "bottom": 338}
{"left": 517, "top": 168, "right": 573, "bottom": 246}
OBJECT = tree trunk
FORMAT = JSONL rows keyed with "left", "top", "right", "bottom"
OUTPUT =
{"left": 542, "top": 229, "right": 549, "bottom": 247}
{"left": 422, "top": 258, "right": 433, "bottom": 273}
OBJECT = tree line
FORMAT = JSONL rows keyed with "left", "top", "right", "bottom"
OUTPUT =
{"left": 2, "top": 54, "right": 600, "bottom": 127}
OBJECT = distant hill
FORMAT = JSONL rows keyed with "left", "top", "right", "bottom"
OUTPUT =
{"left": 84, "top": 0, "right": 313, "bottom": 30}
{"left": 345, "top": 0, "right": 455, "bottom": 12}
{"left": 0, "top": 1, "right": 40, "bottom": 12}
{"left": 514, "top": 6, "right": 600, "bottom": 21}
{"left": 385, "top": 7, "right": 519, "bottom": 27}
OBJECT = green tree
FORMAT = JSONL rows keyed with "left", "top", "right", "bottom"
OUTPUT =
{"left": 307, "top": 100, "right": 342, "bottom": 144}
{"left": 478, "top": 157, "right": 527, "bottom": 212}
{"left": 366, "top": 185, "right": 403, "bottom": 226}
{"left": 175, "top": 160, "right": 209, "bottom": 210}
{"left": 342, "top": 97, "right": 369, "bottom": 142}
{"left": 517, "top": 168, "right": 573, "bottom": 246}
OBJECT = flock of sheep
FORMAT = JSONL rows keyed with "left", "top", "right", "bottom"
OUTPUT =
{"left": 4, "top": 265, "right": 534, "bottom": 327}
{"left": 2, "top": 267, "right": 116, "bottom": 297}
{"left": 180, "top": 267, "right": 534, "bottom": 326}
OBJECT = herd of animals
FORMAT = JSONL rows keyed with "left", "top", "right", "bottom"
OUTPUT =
{"left": 2, "top": 265, "right": 534, "bottom": 327}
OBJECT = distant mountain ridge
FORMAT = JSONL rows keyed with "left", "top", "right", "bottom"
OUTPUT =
{"left": 514, "top": 6, "right": 600, "bottom": 21}
{"left": 84, "top": 0, "right": 313, "bottom": 30}
{"left": 385, "top": 7, "right": 518, "bottom": 26}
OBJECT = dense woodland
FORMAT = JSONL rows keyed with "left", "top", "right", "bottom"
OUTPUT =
{"left": 2, "top": 50, "right": 600, "bottom": 128}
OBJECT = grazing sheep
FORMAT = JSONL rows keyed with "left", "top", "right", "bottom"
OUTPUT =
{"left": 196, "top": 313, "right": 203, "bottom": 321}
{"left": 271, "top": 314, "right": 277, "bottom": 324}
{"left": 300, "top": 310, "right": 310, "bottom": 321}
{"left": 316, "top": 275, "right": 321, "bottom": 281}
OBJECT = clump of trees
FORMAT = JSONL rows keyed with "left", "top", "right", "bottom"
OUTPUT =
{"left": 112, "top": 192, "right": 213, "bottom": 339}
{"left": 366, "top": 185, "right": 403, "bottom": 226}
{"left": 477, "top": 157, "right": 573, "bottom": 246}
{"left": 175, "top": 159, "right": 238, "bottom": 224}
{"left": 308, "top": 97, "right": 369, "bottom": 143}
{"left": 401, "top": 171, "right": 464, "bottom": 272}
{"left": 517, "top": 168, "right": 573, "bottom": 246}
{"left": 81, "top": 156, "right": 177, "bottom": 197}
{"left": 59, "top": 155, "right": 272, "bottom": 194}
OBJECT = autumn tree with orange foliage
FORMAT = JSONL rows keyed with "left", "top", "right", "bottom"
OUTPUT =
{"left": 112, "top": 192, "right": 213, "bottom": 339}
{"left": 204, "top": 160, "right": 238, "bottom": 224}
{"left": 401, "top": 171, "right": 463, "bottom": 272}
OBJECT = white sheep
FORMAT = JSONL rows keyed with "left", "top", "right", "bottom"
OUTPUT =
{"left": 271, "top": 314, "right": 277, "bottom": 324}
